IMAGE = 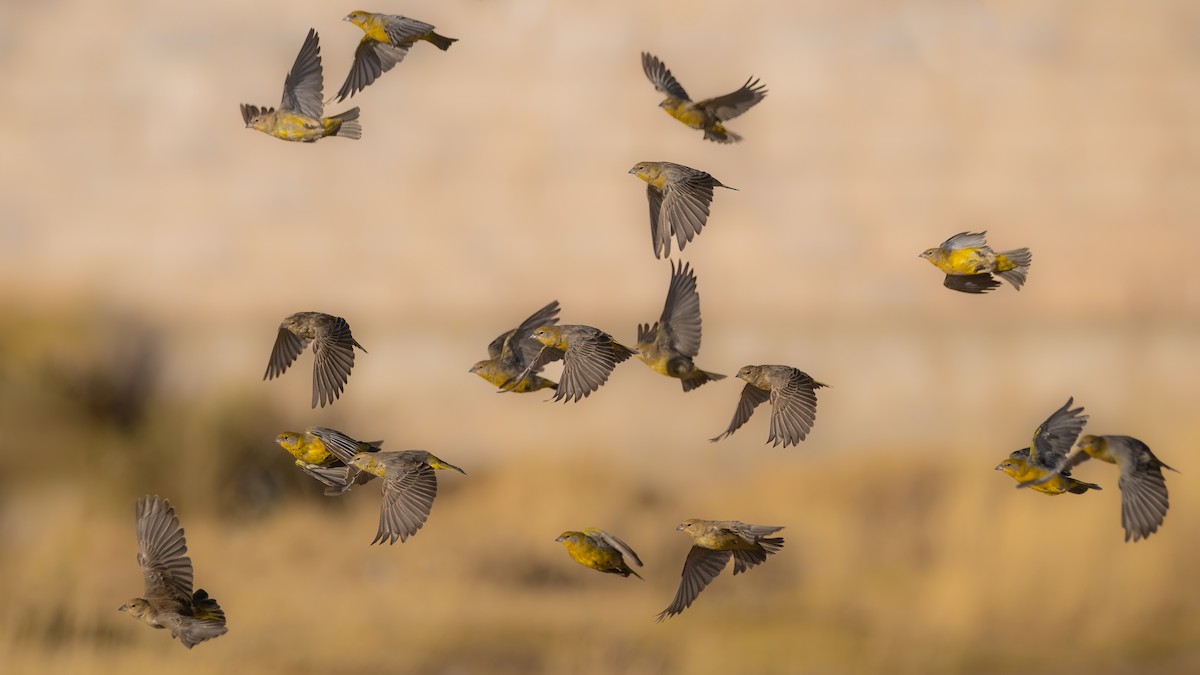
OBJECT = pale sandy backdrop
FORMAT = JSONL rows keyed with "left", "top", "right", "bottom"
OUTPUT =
{"left": 0, "top": 1, "right": 1198, "bottom": 673}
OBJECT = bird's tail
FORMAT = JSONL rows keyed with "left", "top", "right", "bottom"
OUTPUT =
{"left": 328, "top": 107, "right": 362, "bottom": 140}
{"left": 994, "top": 248, "right": 1032, "bottom": 289}
{"left": 424, "top": 32, "right": 458, "bottom": 51}
{"left": 429, "top": 456, "right": 467, "bottom": 475}
{"left": 190, "top": 589, "right": 226, "bottom": 624}
{"left": 758, "top": 537, "right": 785, "bottom": 555}
{"left": 704, "top": 122, "right": 741, "bottom": 144}
{"left": 612, "top": 342, "right": 638, "bottom": 363}
{"left": 1066, "top": 478, "right": 1102, "bottom": 494}
{"left": 681, "top": 369, "right": 725, "bottom": 393}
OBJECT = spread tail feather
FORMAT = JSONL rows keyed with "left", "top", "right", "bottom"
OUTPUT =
{"left": 995, "top": 248, "right": 1032, "bottom": 289}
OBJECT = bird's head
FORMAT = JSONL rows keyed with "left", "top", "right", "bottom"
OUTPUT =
{"left": 240, "top": 104, "right": 274, "bottom": 132}
{"left": 275, "top": 431, "right": 302, "bottom": 449}
{"left": 118, "top": 598, "right": 149, "bottom": 619}
{"left": 676, "top": 519, "right": 702, "bottom": 535}
{"left": 345, "top": 11, "right": 370, "bottom": 26}
{"left": 918, "top": 247, "right": 939, "bottom": 260}
{"left": 995, "top": 456, "right": 1024, "bottom": 476}
{"left": 348, "top": 452, "right": 378, "bottom": 474}
{"left": 469, "top": 360, "right": 491, "bottom": 375}
{"left": 1075, "top": 434, "right": 1100, "bottom": 455}
{"left": 735, "top": 365, "right": 758, "bottom": 382}
{"left": 628, "top": 162, "right": 659, "bottom": 181}
{"left": 555, "top": 531, "right": 581, "bottom": 545}
{"left": 530, "top": 326, "right": 559, "bottom": 346}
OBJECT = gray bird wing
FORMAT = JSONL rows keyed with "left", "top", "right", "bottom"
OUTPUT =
{"left": 264, "top": 325, "right": 309, "bottom": 380}
{"left": 1030, "top": 397, "right": 1088, "bottom": 470}
{"left": 501, "top": 300, "right": 562, "bottom": 367}
{"left": 554, "top": 330, "right": 627, "bottom": 403}
{"left": 940, "top": 231, "right": 989, "bottom": 251}
{"left": 656, "top": 546, "right": 731, "bottom": 621}
{"left": 373, "top": 459, "right": 438, "bottom": 545}
{"left": 136, "top": 496, "right": 194, "bottom": 606}
{"left": 641, "top": 52, "right": 690, "bottom": 101}
{"left": 660, "top": 169, "right": 717, "bottom": 257}
{"left": 767, "top": 369, "right": 822, "bottom": 447}
{"left": 695, "top": 77, "right": 767, "bottom": 121}
{"left": 1112, "top": 436, "right": 1173, "bottom": 542}
{"left": 943, "top": 273, "right": 1001, "bottom": 294}
{"left": 498, "top": 343, "right": 565, "bottom": 391}
{"left": 647, "top": 184, "right": 669, "bottom": 259}
{"left": 309, "top": 316, "right": 363, "bottom": 408}
{"left": 336, "top": 39, "right": 409, "bottom": 102}
{"left": 593, "top": 530, "right": 643, "bottom": 568}
{"left": 710, "top": 383, "right": 771, "bottom": 442}
{"left": 658, "top": 260, "right": 703, "bottom": 358}
{"left": 280, "top": 28, "right": 325, "bottom": 118}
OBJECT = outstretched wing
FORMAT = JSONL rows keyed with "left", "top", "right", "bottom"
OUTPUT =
{"left": 710, "top": 383, "right": 771, "bottom": 442}
{"left": 309, "top": 316, "right": 364, "bottom": 408}
{"left": 656, "top": 546, "right": 730, "bottom": 621}
{"left": 264, "top": 325, "right": 309, "bottom": 380}
{"left": 136, "top": 496, "right": 194, "bottom": 606}
{"left": 696, "top": 77, "right": 767, "bottom": 121}
{"left": 373, "top": 461, "right": 438, "bottom": 545}
{"left": 659, "top": 260, "right": 703, "bottom": 357}
{"left": 767, "top": 370, "right": 823, "bottom": 447}
{"left": 1029, "top": 397, "right": 1087, "bottom": 470}
{"left": 641, "top": 52, "right": 690, "bottom": 101}
{"left": 280, "top": 28, "right": 325, "bottom": 118}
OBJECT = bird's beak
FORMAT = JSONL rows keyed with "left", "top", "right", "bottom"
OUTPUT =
{"left": 343, "top": 15, "right": 351, "bottom": 21}
{"left": 994, "top": 464, "right": 1004, "bottom": 471}
{"left": 675, "top": 524, "right": 685, "bottom": 531}
{"left": 554, "top": 535, "right": 565, "bottom": 542}
{"left": 628, "top": 167, "right": 638, "bottom": 174}
{"left": 118, "top": 604, "right": 128, "bottom": 612}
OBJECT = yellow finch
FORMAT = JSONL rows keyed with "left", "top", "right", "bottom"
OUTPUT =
{"left": 470, "top": 300, "right": 561, "bottom": 393}
{"left": 711, "top": 365, "right": 828, "bottom": 447}
{"left": 641, "top": 52, "right": 766, "bottom": 143}
{"left": 995, "top": 397, "right": 1101, "bottom": 495}
{"left": 556, "top": 528, "right": 644, "bottom": 579}
{"left": 500, "top": 325, "right": 637, "bottom": 402}
{"left": 264, "top": 311, "right": 366, "bottom": 408}
{"left": 241, "top": 29, "right": 361, "bottom": 142}
{"left": 336, "top": 11, "right": 457, "bottom": 102}
{"left": 630, "top": 161, "right": 735, "bottom": 259}
{"left": 347, "top": 450, "right": 465, "bottom": 545}
{"left": 636, "top": 261, "right": 724, "bottom": 391}
{"left": 657, "top": 519, "right": 784, "bottom": 621}
{"left": 919, "top": 231, "right": 1032, "bottom": 294}
{"left": 275, "top": 426, "right": 382, "bottom": 495}
{"left": 1020, "top": 434, "right": 1177, "bottom": 542}
{"left": 119, "top": 496, "right": 227, "bottom": 648}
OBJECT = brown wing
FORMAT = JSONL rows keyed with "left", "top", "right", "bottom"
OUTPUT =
{"left": 656, "top": 546, "right": 731, "bottom": 621}
{"left": 710, "top": 383, "right": 771, "bottom": 442}
{"left": 309, "top": 316, "right": 365, "bottom": 408}
{"left": 336, "top": 39, "right": 409, "bottom": 102}
{"left": 280, "top": 28, "right": 325, "bottom": 117}
{"left": 943, "top": 273, "right": 1001, "bottom": 294}
{"left": 372, "top": 459, "right": 438, "bottom": 545}
{"left": 641, "top": 52, "right": 690, "bottom": 101}
{"left": 647, "top": 184, "right": 669, "bottom": 259}
{"left": 1111, "top": 436, "right": 1174, "bottom": 542}
{"left": 498, "top": 343, "right": 565, "bottom": 392}
{"left": 136, "top": 496, "right": 194, "bottom": 606}
{"left": 553, "top": 331, "right": 629, "bottom": 403}
{"left": 767, "top": 370, "right": 823, "bottom": 447}
{"left": 264, "top": 325, "right": 309, "bottom": 381}
{"left": 695, "top": 77, "right": 767, "bottom": 121}
{"left": 658, "top": 260, "right": 703, "bottom": 358}
{"left": 590, "top": 529, "right": 644, "bottom": 568}
{"left": 500, "top": 300, "right": 562, "bottom": 367}
{"left": 660, "top": 170, "right": 718, "bottom": 256}
{"left": 1030, "top": 398, "right": 1088, "bottom": 470}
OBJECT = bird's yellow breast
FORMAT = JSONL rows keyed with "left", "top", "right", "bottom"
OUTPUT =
{"left": 663, "top": 102, "right": 706, "bottom": 130}
{"left": 935, "top": 248, "right": 995, "bottom": 275}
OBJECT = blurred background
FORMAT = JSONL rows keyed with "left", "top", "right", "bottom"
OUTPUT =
{"left": 1, "top": 0, "right": 1198, "bottom": 672}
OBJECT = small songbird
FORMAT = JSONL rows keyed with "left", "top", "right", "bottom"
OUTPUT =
{"left": 336, "top": 11, "right": 457, "bottom": 101}
{"left": 119, "top": 496, "right": 227, "bottom": 648}
{"left": 275, "top": 426, "right": 382, "bottom": 495}
{"left": 470, "top": 300, "right": 561, "bottom": 393}
{"left": 641, "top": 52, "right": 767, "bottom": 143}
{"left": 1020, "top": 434, "right": 1177, "bottom": 542}
{"left": 500, "top": 325, "right": 637, "bottom": 403}
{"left": 995, "top": 397, "right": 1101, "bottom": 495}
{"left": 347, "top": 450, "right": 466, "bottom": 545}
{"left": 657, "top": 519, "right": 784, "bottom": 621}
{"left": 635, "top": 261, "right": 724, "bottom": 391}
{"left": 241, "top": 29, "right": 362, "bottom": 142}
{"left": 555, "top": 529, "right": 644, "bottom": 579}
{"left": 919, "top": 231, "right": 1031, "bottom": 294}
{"left": 263, "top": 311, "right": 366, "bottom": 408}
{"left": 629, "top": 161, "right": 735, "bottom": 259}
{"left": 711, "top": 365, "right": 827, "bottom": 448}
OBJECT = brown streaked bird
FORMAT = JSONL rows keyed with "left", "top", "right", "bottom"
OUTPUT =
{"left": 336, "top": 11, "right": 457, "bottom": 102}
{"left": 119, "top": 496, "right": 227, "bottom": 648}
{"left": 470, "top": 300, "right": 561, "bottom": 393}
{"left": 657, "top": 519, "right": 784, "bottom": 621}
{"left": 996, "top": 397, "right": 1101, "bottom": 496}
{"left": 1020, "top": 434, "right": 1178, "bottom": 541}
{"left": 264, "top": 311, "right": 366, "bottom": 408}
{"left": 629, "top": 161, "right": 735, "bottom": 259}
{"left": 347, "top": 450, "right": 466, "bottom": 545}
{"left": 556, "top": 528, "right": 644, "bottom": 579}
{"left": 500, "top": 325, "right": 637, "bottom": 403}
{"left": 635, "top": 261, "right": 724, "bottom": 391}
{"left": 241, "top": 28, "right": 362, "bottom": 142}
{"left": 711, "top": 365, "right": 827, "bottom": 447}
{"left": 919, "top": 231, "right": 1032, "bottom": 294}
{"left": 641, "top": 52, "right": 767, "bottom": 143}
{"left": 275, "top": 426, "right": 382, "bottom": 495}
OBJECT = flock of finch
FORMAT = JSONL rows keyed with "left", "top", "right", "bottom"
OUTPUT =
{"left": 118, "top": 10, "right": 1179, "bottom": 649}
